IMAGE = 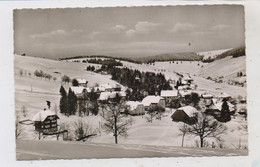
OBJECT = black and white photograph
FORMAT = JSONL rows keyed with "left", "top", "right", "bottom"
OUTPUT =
{"left": 14, "top": 5, "right": 248, "bottom": 160}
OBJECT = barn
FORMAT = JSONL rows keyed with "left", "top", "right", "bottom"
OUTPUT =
{"left": 126, "top": 101, "right": 145, "bottom": 115}
{"left": 171, "top": 106, "right": 198, "bottom": 124}
{"left": 32, "top": 109, "right": 59, "bottom": 135}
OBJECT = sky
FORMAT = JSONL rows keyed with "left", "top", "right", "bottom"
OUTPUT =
{"left": 14, "top": 5, "right": 245, "bottom": 59}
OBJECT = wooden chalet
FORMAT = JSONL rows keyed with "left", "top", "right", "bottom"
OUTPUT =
{"left": 32, "top": 109, "right": 59, "bottom": 135}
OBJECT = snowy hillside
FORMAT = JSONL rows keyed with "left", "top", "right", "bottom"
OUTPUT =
{"left": 199, "top": 56, "right": 246, "bottom": 83}
{"left": 197, "top": 48, "right": 232, "bottom": 60}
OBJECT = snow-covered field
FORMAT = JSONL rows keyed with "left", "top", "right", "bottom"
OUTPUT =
{"left": 14, "top": 53, "right": 247, "bottom": 158}
{"left": 197, "top": 48, "right": 232, "bottom": 60}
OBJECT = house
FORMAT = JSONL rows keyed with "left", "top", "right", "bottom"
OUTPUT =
{"left": 205, "top": 98, "right": 235, "bottom": 115}
{"left": 98, "top": 91, "right": 126, "bottom": 103}
{"left": 219, "top": 92, "right": 231, "bottom": 100}
{"left": 77, "top": 78, "right": 88, "bottom": 87}
{"left": 171, "top": 106, "right": 198, "bottom": 124}
{"left": 183, "top": 75, "right": 193, "bottom": 85}
{"left": 201, "top": 93, "right": 214, "bottom": 99}
{"left": 178, "top": 90, "right": 193, "bottom": 97}
{"left": 201, "top": 93, "right": 214, "bottom": 107}
{"left": 32, "top": 109, "right": 59, "bottom": 135}
{"left": 70, "top": 86, "right": 86, "bottom": 95}
{"left": 160, "top": 90, "right": 178, "bottom": 105}
{"left": 141, "top": 95, "right": 165, "bottom": 111}
{"left": 99, "top": 83, "right": 114, "bottom": 92}
{"left": 126, "top": 101, "right": 145, "bottom": 115}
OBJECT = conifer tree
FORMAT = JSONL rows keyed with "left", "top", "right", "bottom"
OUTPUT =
{"left": 68, "top": 88, "right": 77, "bottom": 115}
{"left": 59, "top": 86, "right": 68, "bottom": 115}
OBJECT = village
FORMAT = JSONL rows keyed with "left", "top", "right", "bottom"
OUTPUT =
{"left": 15, "top": 49, "right": 247, "bottom": 154}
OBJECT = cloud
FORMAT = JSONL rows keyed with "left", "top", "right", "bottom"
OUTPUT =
{"left": 210, "top": 24, "right": 230, "bottom": 31}
{"left": 111, "top": 24, "right": 127, "bottom": 32}
{"left": 126, "top": 21, "right": 162, "bottom": 37}
{"left": 30, "top": 29, "right": 79, "bottom": 38}
{"left": 171, "top": 23, "right": 196, "bottom": 33}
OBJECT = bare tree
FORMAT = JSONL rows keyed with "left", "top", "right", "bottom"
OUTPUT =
{"left": 15, "top": 114, "right": 24, "bottom": 139}
{"left": 187, "top": 113, "right": 227, "bottom": 148}
{"left": 21, "top": 106, "right": 27, "bottom": 117}
{"left": 178, "top": 122, "right": 189, "bottom": 147}
{"left": 103, "top": 101, "right": 132, "bottom": 144}
{"left": 73, "top": 118, "right": 94, "bottom": 141}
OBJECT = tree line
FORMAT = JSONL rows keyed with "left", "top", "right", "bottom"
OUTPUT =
{"left": 99, "top": 65, "right": 172, "bottom": 101}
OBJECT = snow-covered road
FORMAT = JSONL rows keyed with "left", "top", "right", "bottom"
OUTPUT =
{"left": 16, "top": 140, "right": 247, "bottom": 160}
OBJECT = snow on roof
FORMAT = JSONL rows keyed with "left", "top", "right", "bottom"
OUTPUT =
{"left": 178, "top": 85, "right": 190, "bottom": 90}
{"left": 179, "top": 90, "right": 192, "bottom": 97}
{"left": 126, "top": 101, "right": 143, "bottom": 110}
{"left": 99, "top": 83, "right": 113, "bottom": 90}
{"left": 201, "top": 93, "right": 213, "bottom": 98}
{"left": 177, "top": 106, "right": 198, "bottom": 117}
{"left": 99, "top": 91, "right": 125, "bottom": 100}
{"left": 32, "top": 109, "right": 58, "bottom": 122}
{"left": 70, "top": 86, "right": 85, "bottom": 94}
{"left": 183, "top": 75, "right": 193, "bottom": 81}
{"left": 211, "top": 100, "right": 235, "bottom": 112}
{"left": 141, "top": 95, "right": 164, "bottom": 107}
{"left": 219, "top": 92, "right": 231, "bottom": 98}
{"left": 160, "top": 90, "right": 178, "bottom": 97}
{"left": 77, "top": 78, "right": 87, "bottom": 84}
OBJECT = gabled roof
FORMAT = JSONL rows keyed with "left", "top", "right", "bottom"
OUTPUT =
{"left": 176, "top": 106, "right": 198, "bottom": 117}
{"left": 77, "top": 78, "right": 87, "bottom": 84}
{"left": 126, "top": 101, "right": 143, "bottom": 110}
{"left": 32, "top": 109, "right": 59, "bottom": 122}
{"left": 141, "top": 95, "right": 164, "bottom": 107}
{"left": 160, "top": 90, "right": 178, "bottom": 97}
{"left": 201, "top": 93, "right": 214, "bottom": 98}
{"left": 70, "top": 86, "right": 86, "bottom": 95}
{"left": 99, "top": 91, "right": 126, "bottom": 101}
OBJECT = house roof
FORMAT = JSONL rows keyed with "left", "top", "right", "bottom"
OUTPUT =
{"left": 176, "top": 106, "right": 198, "bottom": 117}
{"left": 219, "top": 92, "right": 231, "bottom": 98}
{"left": 211, "top": 100, "right": 235, "bottom": 112}
{"left": 126, "top": 101, "right": 143, "bottom": 110}
{"left": 201, "top": 93, "right": 213, "bottom": 98}
{"left": 183, "top": 75, "right": 193, "bottom": 81}
{"left": 99, "top": 83, "right": 114, "bottom": 90}
{"left": 160, "top": 90, "right": 178, "bottom": 97}
{"left": 179, "top": 90, "right": 192, "bottom": 97}
{"left": 99, "top": 91, "right": 126, "bottom": 101}
{"left": 77, "top": 78, "right": 87, "bottom": 84}
{"left": 32, "top": 109, "right": 59, "bottom": 122}
{"left": 178, "top": 85, "right": 190, "bottom": 90}
{"left": 141, "top": 95, "right": 164, "bottom": 107}
{"left": 70, "top": 86, "right": 86, "bottom": 95}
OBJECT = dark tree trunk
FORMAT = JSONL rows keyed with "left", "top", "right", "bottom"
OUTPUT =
{"left": 181, "top": 134, "right": 185, "bottom": 147}
{"left": 200, "top": 136, "right": 203, "bottom": 148}
{"left": 114, "top": 115, "right": 118, "bottom": 144}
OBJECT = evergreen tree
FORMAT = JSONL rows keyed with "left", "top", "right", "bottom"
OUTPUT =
{"left": 59, "top": 86, "right": 68, "bottom": 115}
{"left": 68, "top": 88, "right": 77, "bottom": 115}
{"left": 220, "top": 100, "right": 231, "bottom": 122}
{"left": 72, "top": 78, "right": 79, "bottom": 86}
